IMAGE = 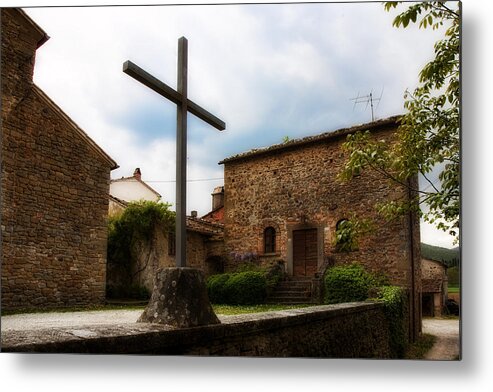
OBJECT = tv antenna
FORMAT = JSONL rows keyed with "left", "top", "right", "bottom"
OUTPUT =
{"left": 350, "top": 88, "right": 384, "bottom": 121}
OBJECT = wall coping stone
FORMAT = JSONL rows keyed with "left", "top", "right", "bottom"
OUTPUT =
{"left": 1, "top": 302, "right": 383, "bottom": 354}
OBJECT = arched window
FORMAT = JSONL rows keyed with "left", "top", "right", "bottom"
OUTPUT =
{"left": 336, "top": 219, "right": 349, "bottom": 231}
{"left": 264, "top": 226, "right": 276, "bottom": 254}
{"left": 335, "top": 219, "right": 356, "bottom": 252}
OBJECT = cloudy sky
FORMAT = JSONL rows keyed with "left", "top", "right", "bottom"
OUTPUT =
{"left": 20, "top": 1, "right": 455, "bottom": 247}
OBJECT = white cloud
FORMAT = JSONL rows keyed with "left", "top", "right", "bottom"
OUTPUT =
{"left": 23, "top": 2, "right": 457, "bottom": 246}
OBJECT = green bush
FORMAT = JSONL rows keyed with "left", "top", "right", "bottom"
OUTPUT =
{"left": 108, "top": 200, "right": 175, "bottom": 267}
{"left": 224, "top": 271, "right": 267, "bottom": 305}
{"left": 206, "top": 273, "right": 232, "bottom": 304}
{"left": 324, "top": 263, "right": 377, "bottom": 304}
{"left": 263, "top": 261, "right": 284, "bottom": 290}
{"left": 377, "top": 285, "right": 408, "bottom": 358}
{"left": 207, "top": 271, "right": 267, "bottom": 305}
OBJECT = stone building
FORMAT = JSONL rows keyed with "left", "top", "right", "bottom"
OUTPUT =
{"left": 106, "top": 213, "right": 224, "bottom": 297}
{"left": 201, "top": 186, "right": 225, "bottom": 223}
{"left": 1, "top": 9, "right": 118, "bottom": 309}
{"left": 108, "top": 167, "right": 161, "bottom": 216}
{"left": 421, "top": 258, "right": 448, "bottom": 317}
{"left": 219, "top": 116, "right": 421, "bottom": 340}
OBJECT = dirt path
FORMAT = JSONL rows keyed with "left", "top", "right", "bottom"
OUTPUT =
{"left": 422, "top": 317, "right": 460, "bottom": 360}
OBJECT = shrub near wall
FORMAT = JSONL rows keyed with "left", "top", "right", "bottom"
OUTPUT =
{"left": 323, "top": 263, "right": 408, "bottom": 358}
{"left": 207, "top": 273, "right": 231, "bottom": 304}
{"left": 207, "top": 271, "right": 267, "bottom": 305}
{"left": 324, "top": 263, "right": 377, "bottom": 304}
{"left": 107, "top": 200, "right": 174, "bottom": 299}
{"left": 377, "top": 285, "right": 408, "bottom": 358}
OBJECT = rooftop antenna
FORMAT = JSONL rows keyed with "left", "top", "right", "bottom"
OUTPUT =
{"left": 350, "top": 87, "right": 384, "bottom": 121}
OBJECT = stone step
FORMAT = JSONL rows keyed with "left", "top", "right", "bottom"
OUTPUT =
{"left": 277, "top": 282, "right": 312, "bottom": 288}
{"left": 275, "top": 284, "right": 310, "bottom": 290}
{"left": 285, "top": 276, "right": 313, "bottom": 281}
{"left": 265, "top": 298, "right": 313, "bottom": 304}
{"left": 270, "top": 292, "right": 311, "bottom": 299}
{"left": 272, "top": 289, "right": 310, "bottom": 295}
{"left": 268, "top": 294, "right": 311, "bottom": 301}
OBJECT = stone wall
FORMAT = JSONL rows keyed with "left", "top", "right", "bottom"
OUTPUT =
{"left": 2, "top": 302, "right": 393, "bottom": 358}
{"left": 220, "top": 118, "right": 421, "bottom": 339}
{"left": 106, "top": 223, "right": 226, "bottom": 296}
{"left": 1, "top": 9, "right": 116, "bottom": 309}
{"left": 421, "top": 258, "right": 447, "bottom": 317}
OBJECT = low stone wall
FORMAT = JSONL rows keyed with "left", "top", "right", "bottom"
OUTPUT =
{"left": 2, "top": 302, "right": 392, "bottom": 358}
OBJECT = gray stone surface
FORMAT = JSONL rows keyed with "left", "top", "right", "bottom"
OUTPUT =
{"left": 138, "top": 267, "right": 220, "bottom": 327}
{"left": 422, "top": 318, "right": 460, "bottom": 360}
{"left": 1, "top": 302, "right": 390, "bottom": 357}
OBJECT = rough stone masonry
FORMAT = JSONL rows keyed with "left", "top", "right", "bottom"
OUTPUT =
{"left": 219, "top": 116, "right": 422, "bottom": 340}
{"left": 1, "top": 9, "right": 118, "bottom": 309}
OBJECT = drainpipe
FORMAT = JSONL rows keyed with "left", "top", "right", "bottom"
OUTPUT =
{"left": 407, "top": 177, "right": 417, "bottom": 343}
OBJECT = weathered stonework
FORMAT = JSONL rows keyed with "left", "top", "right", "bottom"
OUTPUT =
{"left": 2, "top": 302, "right": 393, "bottom": 357}
{"left": 219, "top": 117, "right": 421, "bottom": 340}
{"left": 421, "top": 258, "right": 448, "bottom": 317}
{"left": 138, "top": 267, "right": 220, "bottom": 328}
{"left": 1, "top": 9, "right": 117, "bottom": 309}
{"left": 106, "top": 218, "right": 225, "bottom": 296}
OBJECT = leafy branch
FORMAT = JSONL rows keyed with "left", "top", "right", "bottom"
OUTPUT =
{"left": 340, "top": 1, "right": 460, "bottom": 241}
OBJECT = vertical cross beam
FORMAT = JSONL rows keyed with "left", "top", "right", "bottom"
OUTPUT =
{"left": 123, "top": 37, "right": 225, "bottom": 269}
{"left": 176, "top": 37, "right": 188, "bottom": 267}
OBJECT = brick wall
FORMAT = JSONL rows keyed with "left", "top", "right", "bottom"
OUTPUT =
{"left": 1, "top": 9, "right": 116, "bottom": 309}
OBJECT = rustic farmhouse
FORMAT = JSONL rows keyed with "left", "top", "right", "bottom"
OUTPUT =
{"left": 106, "top": 213, "right": 225, "bottom": 297}
{"left": 106, "top": 174, "right": 225, "bottom": 296}
{"left": 219, "top": 116, "right": 422, "bottom": 339}
{"left": 1, "top": 8, "right": 118, "bottom": 310}
{"left": 108, "top": 168, "right": 161, "bottom": 216}
{"left": 421, "top": 258, "right": 448, "bottom": 317}
{"left": 201, "top": 186, "right": 225, "bottom": 223}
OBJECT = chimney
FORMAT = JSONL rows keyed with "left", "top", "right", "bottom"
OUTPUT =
{"left": 211, "top": 186, "right": 224, "bottom": 210}
{"left": 133, "top": 168, "right": 141, "bottom": 181}
{"left": 191, "top": 210, "right": 198, "bottom": 218}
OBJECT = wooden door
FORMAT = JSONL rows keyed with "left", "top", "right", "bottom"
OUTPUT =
{"left": 293, "top": 229, "right": 318, "bottom": 276}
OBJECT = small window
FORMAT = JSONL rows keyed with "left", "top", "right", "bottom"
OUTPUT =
{"left": 168, "top": 232, "right": 176, "bottom": 256}
{"left": 336, "top": 219, "right": 348, "bottom": 231}
{"left": 335, "top": 219, "right": 356, "bottom": 252}
{"left": 264, "top": 226, "right": 276, "bottom": 253}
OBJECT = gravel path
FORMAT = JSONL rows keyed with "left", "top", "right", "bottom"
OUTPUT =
{"left": 1, "top": 310, "right": 144, "bottom": 331}
{"left": 422, "top": 317, "right": 460, "bottom": 360}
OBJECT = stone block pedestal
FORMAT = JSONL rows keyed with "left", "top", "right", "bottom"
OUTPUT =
{"left": 138, "top": 267, "right": 220, "bottom": 328}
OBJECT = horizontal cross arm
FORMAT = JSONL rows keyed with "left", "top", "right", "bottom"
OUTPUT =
{"left": 123, "top": 60, "right": 225, "bottom": 131}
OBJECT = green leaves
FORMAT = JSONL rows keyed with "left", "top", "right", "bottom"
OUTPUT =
{"left": 333, "top": 216, "right": 373, "bottom": 252}
{"left": 107, "top": 200, "right": 175, "bottom": 266}
{"left": 324, "top": 263, "right": 378, "bottom": 304}
{"left": 341, "top": 2, "right": 460, "bottom": 241}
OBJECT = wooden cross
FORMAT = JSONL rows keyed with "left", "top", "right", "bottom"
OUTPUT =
{"left": 123, "top": 37, "right": 225, "bottom": 268}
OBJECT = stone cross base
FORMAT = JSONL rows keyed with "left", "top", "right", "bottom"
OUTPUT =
{"left": 138, "top": 267, "right": 220, "bottom": 328}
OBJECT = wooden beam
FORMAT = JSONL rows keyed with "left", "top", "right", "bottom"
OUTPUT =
{"left": 123, "top": 60, "right": 225, "bottom": 131}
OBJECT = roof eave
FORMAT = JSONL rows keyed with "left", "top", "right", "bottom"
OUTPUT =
{"left": 219, "top": 115, "right": 402, "bottom": 165}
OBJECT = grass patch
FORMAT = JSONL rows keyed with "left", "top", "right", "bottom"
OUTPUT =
{"left": 405, "top": 333, "right": 437, "bottom": 359}
{"left": 212, "top": 304, "right": 313, "bottom": 315}
{"left": 448, "top": 285, "right": 460, "bottom": 294}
